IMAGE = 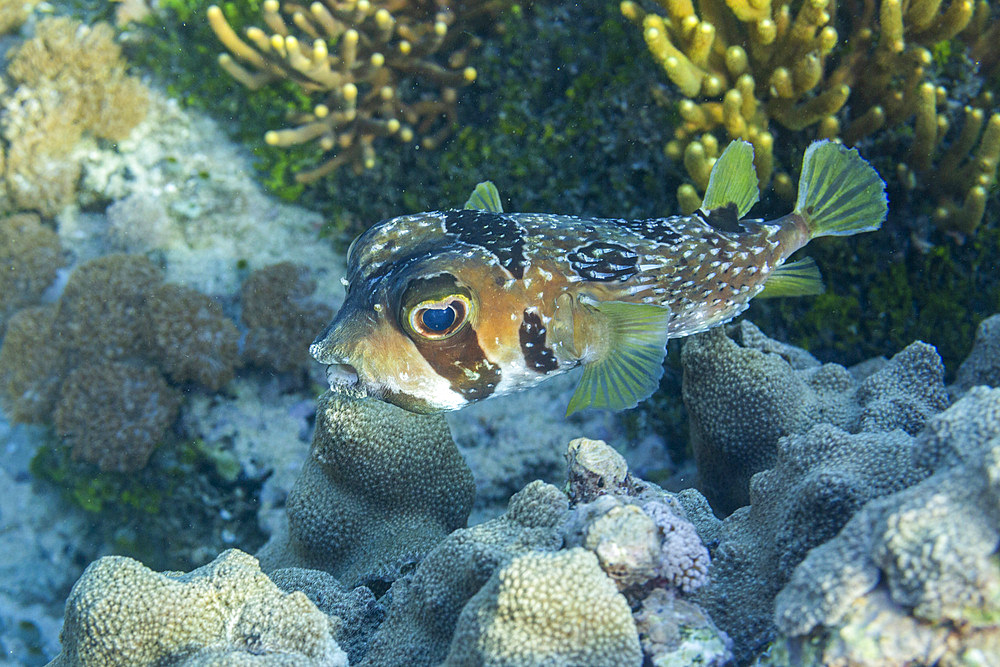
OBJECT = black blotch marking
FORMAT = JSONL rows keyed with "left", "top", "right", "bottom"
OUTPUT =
{"left": 410, "top": 324, "right": 501, "bottom": 402}
{"left": 568, "top": 241, "right": 639, "bottom": 282}
{"left": 519, "top": 310, "right": 558, "bottom": 373}
{"left": 702, "top": 203, "right": 743, "bottom": 233}
{"left": 444, "top": 210, "right": 526, "bottom": 279}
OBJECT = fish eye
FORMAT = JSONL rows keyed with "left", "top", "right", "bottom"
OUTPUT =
{"left": 406, "top": 294, "right": 471, "bottom": 340}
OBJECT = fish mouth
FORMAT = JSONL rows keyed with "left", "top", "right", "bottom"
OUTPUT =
{"left": 325, "top": 363, "right": 360, "bottom": 389}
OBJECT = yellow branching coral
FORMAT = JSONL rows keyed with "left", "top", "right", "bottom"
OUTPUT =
{"left": 625, "top": 0, "right": 998, "bottom": 232}
{"left": 208, "top": 0, "right": 485, "bottom": 182}
{"left": 622, "top": 0, "right": 842, "bottom": 204}
{"left": 0, "top": 16, "right": 150, "bottom": 216}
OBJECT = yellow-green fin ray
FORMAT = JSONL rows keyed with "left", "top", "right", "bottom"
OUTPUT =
{"left": 700, "top": 140, "right": 760, "bottom": 218}
{"left": 795, "top": 140, "right": 887, "bottom": 237}
{"left": 758, "top": 257, "right": 825, "bottom": 298}
{"left": 464, "top": 181, "right": 503, "bottom": 212}
{"left": 566, "top": 301, "right": 671, "bottom": 416}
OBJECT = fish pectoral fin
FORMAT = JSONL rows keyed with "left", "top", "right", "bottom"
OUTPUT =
{"left": 463, "top": 181, "right": 504, "bottom": 212}
{"left": 758, "top": 257, "right": 825, "bottom": 298}
{"left": 700, "top": 139, "right": 760, "bottom": 219}
{"left": 565, "top": 301, "right": 671, "bottom": 416}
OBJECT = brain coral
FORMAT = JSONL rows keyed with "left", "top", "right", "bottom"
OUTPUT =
{"left": 240, "top": 262, "right": 334, "bottom": 373}
{"left": 0, "top": 213, "right": 64, "bottom": 331}
{"left": 682, "top": 321, "right": 948, "bottom": 514}
{"left": 54, "top": 361, "right": 181, "bottom": 473}
{"left": 770, "top": 387, "right": 1000, "bottom": 666}
{"left": 49, "top": 549, "right": 347, "bottom": 666}
{"left": 257, "top": 389, "right": 474, "bottom": 589}
{"left": 444, "top": 548, "right": 642, "bottom": 667}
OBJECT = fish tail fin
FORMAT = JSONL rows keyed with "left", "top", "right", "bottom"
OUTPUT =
{"left": 795, "top": 140, "right": 888, "bottom": 238}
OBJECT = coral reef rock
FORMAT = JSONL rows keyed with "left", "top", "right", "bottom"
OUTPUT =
{"left": 445, "top": 548, "right": 642, "bottom": 666}
{"left": 768, "top": 386, "right": 1000, "bottom": 666}
{"left": 682, "top": 321, "right": 947, "bottom": 514}
{"left": 257, "top": 389, "right": 475, "bottom": 589}
{"left": 49, "top": 549, "right": 347, "bottom": 666}
{"left": 240, "top": 262, "right": 334, "bottom": 373}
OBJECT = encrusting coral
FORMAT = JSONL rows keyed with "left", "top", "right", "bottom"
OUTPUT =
{"left": 207, "top": 0, "right": 487, "bottom": 181}
{"left": 0, "top": 213, "right": 64, "bottom": 332}
{"left": 682, "top": 321, "right": 947, "bottom": 513}
{"left": 622, "top": 0, "right": 999, "bottom": 232}
{"left": 0, "top": 16, "right": 150, "bottom": 216}
{"left": 49, "top": 549, "right": 348, "bottom": 666}
{"left": 0, "top": 254, "right": 241, "bottom": 472}
{"left": 768, "top": 387, "right": 1000, "bottom": 666}
{"left": 256, "top": 389, "right": 475, "bottom": 589}
{"left": 240, "top": 262, "right": 334, "bottom": 373}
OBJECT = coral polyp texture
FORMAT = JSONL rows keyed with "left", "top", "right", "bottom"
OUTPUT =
{"left": 0, "top": 254, "right": 240, "bottom": 472}
{"left": 0, "top": 16, "right": 150, "bottom": 216}
{"left": 623, "top": 0, "right": 998, "bottom": 232}
{"left": 207, "top": 0, "right": 485, "bottom": 182}
{"left": 49, "top": 549, "right": 348, "bottom": 666}
{"left": 256, "top": 389, "right": 475, "bottom": 589}
{"left": 240, "top": 262, "right": 334, "bottom": 373}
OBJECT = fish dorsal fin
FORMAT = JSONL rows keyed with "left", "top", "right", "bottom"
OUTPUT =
{"left": 700, "top": 140, "right": 759, "bottom": 219}
{"left": 566, "top": 300, "right": 671, "bottom": 416}
{"left": 701, "top": 202, "right": 742, "bottom": 233}
{"left": 463, "top": 181, "right": 503, "bottom": 212}
{"left": 758, "top": 257, "right": 825, "bottom": 298}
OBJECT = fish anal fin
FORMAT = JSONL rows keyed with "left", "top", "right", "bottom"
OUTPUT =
{"left": 566, "top": 300, "right": 671, "bottom": 415}
{"left": 758, "top": 257, "right": 825, "bottom": 298}
{"left": 463, "top": 181, "right": 504, "bottom": 212}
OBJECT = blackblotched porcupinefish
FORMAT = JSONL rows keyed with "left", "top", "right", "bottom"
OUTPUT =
{"left": 311, "top": 140, "right": 888, "bottom": 415}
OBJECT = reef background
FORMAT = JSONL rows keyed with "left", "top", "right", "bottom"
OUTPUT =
{"left": 0, "top": 0, "right": 997, "bottom": 664}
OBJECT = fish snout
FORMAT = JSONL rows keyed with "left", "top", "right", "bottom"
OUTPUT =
{"left": 310, "top": 305, "right": 377, "bottom": 389}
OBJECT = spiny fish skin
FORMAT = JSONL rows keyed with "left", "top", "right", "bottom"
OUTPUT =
{"left": 312, "top": 140, "right": 888, "bottom": 415}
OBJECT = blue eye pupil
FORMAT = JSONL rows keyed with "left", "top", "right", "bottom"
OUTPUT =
{"left": 421, "top": 306, "right": 455, "bottom": 332}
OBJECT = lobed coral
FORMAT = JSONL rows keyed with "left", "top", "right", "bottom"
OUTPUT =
{"left": 0, "top": 16, "right": 150, "bottom": 216}
{"left": 682, "top": 321, "right": 947, "bottom": 513}
{"left": 769, "top": 387, "right": 1000, "bottom": 665}
{"left": 0, "top": 254, "right": 241, "bottom": 472}
{"left": 622, "top": 0, "right": 999, "bottom": 232}
{"left": 445, "top": 548, "right": 643, "bottom": 666}
{"left": 257, "top": 389, "right": 475, "bottom": 589}
{"left": 358, "top": 480, "right": 569, "bottom": 665}
{"left": 0, "top": 213, "right": 64, "bottom": 332}
{"left": 240, "top": 262, "right": 334, "bottom": 373}
{"left": 49, "top": 549, "right": 348, "bottom": 666}
{"left": 206, "top": 0, "right": 486, "bottom": 182}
